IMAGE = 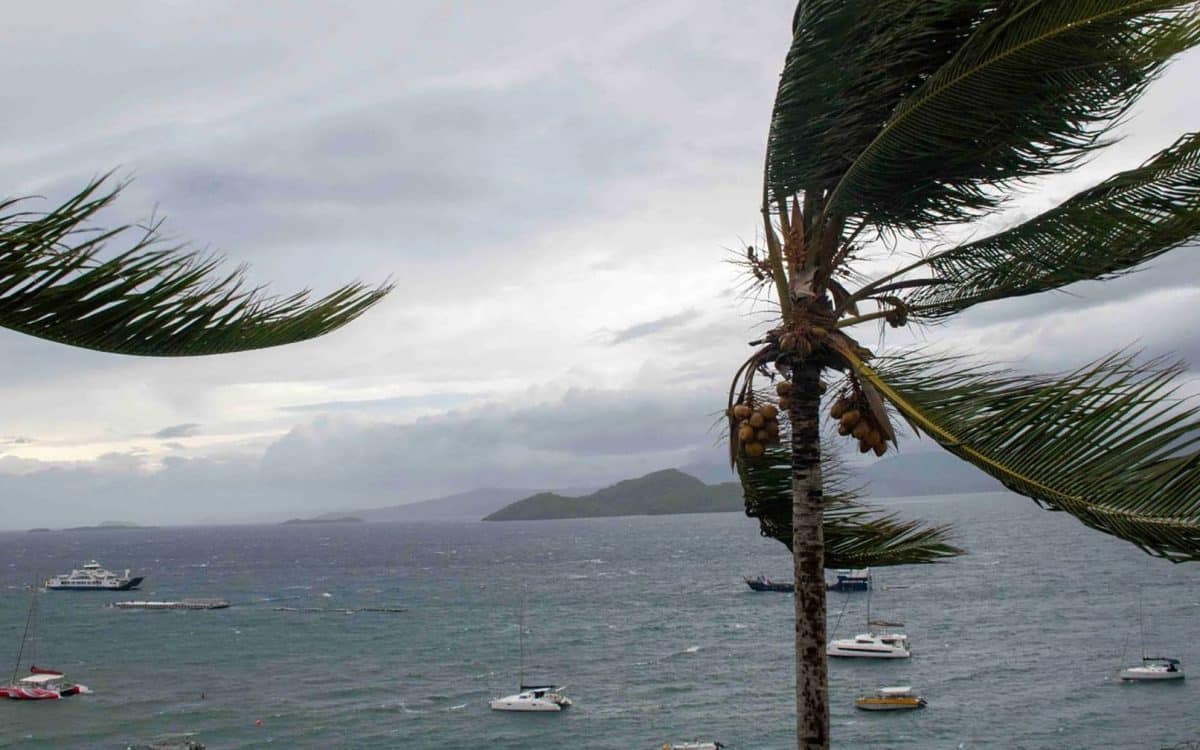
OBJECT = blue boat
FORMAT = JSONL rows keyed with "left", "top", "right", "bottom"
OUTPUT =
{"left": 827, "top": 568, "right": 871, "bottom": 592}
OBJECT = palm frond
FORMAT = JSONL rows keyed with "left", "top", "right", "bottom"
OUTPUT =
{"left": 822, "top": 0, "right": 1200, "bottom": 231}
{"left": 0, "top": 177, "right": 392, "bottom": 356}
{"left": 841, "top": 346, "right": 1200, "bottom": 562}
{"left": 738, "top": 437, "right": 963, "bottom": 567}
{"left": 891, "top": 132, "right": 1200, "bottom": 319}
{"left": 766, "top": 0, "right": 987, "bottom": 205}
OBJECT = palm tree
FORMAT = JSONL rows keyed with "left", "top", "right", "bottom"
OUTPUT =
{"left": 726, "top": 3, "right": 1200, "bottom": 748}
{"left": 1, "top": 177, "right": 389, "bottom": 354}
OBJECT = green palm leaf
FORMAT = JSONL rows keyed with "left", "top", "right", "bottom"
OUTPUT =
{"left": 853, "top": 132, "right": 1200, "bottom": 320}
{"left": 738, "top": 438, "right": 963, "bottom": 567}
{"left": 843, "top": 347, "right": 1200, "bottom": 562}
{"left": 1, "top": 178, "right": 392, "bottom": 356}
{"left": 766, "top": 0, "right": 988, "bottom": 206}
{"left": 822, "top": 0, "right": 1200, "bottom": 231}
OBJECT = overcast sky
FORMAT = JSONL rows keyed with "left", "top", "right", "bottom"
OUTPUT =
{"left": 2, "top": 2, "right": 1198, "bottom": 528}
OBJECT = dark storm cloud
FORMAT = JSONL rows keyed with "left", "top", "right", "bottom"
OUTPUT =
{"left": 152, "top": 423, "right": 202, "bottom": 439}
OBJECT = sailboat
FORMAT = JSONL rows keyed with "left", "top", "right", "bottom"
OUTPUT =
{"left": 1119, "top": 587, "right": 1184, "bottom": 682}
{"left": 489, "top": 597, "right": 572, "bottom": 712}
{"left": 826, "top": 574, "right": 911, "bottom": 659}
{"left": 1, "top": 582, "right": 90, "bottom": 700}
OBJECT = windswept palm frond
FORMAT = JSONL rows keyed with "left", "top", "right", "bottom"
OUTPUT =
{"left": 823, "top": 0, "right": 1200, "bottom": 231}
{"left": 0, "top": 177, "right": 392, "bottom": 356}
{"left": 738, "top": 438, "right": 963, "bottom": 567}
{"left": 766, "top": 0, "right": 986, "bottom": 205}
{"left": 849, "top": 132, "right": 1200, "bottom": 321}
{"left": 840, "top": 346, "right": 1200, "bottom": 561}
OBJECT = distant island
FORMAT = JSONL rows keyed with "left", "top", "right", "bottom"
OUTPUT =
{"left": 483, "top": 469, "right": 742, "bottom": 521}
{"left": 31, "top": 521, "right": 151, "bottom": 532}
{"left": 281, "top": 515, "right": 364, "bottom": 525}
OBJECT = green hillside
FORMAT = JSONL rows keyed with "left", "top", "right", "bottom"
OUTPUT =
{"left": 483, "top": 469, "right": 742, "bottom": 521}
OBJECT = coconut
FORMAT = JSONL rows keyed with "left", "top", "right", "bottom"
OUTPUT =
{"left": 778, "top": 397, "right": 792, "bottom": 411}
{"left": 839, "top": 409, "right": 860, "bottom": 429}
{"left": 817, "top": 381, "right": 827, "bottom": 395}
{"left": 858, "top": 439, "right": 871, "bottom": 454}
{"left": 776, "top": 381, "right": 792, "bottom": 397}
{"left": 837, "top": 423, "right": 852, "bottom": 436}
{"left": 755, "top": 430, "right": 769, "bottom": 442}
{"left": 737, "top": 424, "right": 755, "bottom": 442}
{"left": 733, "top": 404, "right": 752, "bottom": 420}
{"left": 872, "top": 442, "right": 887, "bottom": 457}
{"left": 760, "top": 404, "right": 779, "bottom": 420}
{"left": 830, "top": 398, "right": 849, "bottom": 419}
{"left": 852, "top": 422, "right": 871, "bottom": 441}
{"left": 748, "top": 412, "right": 766, "bottom": 428}
{"left": 867, "top": 428, "right": 882, "bottom": 448}
{"left": 743, "top": 442, "right": 765, "bottom": 458}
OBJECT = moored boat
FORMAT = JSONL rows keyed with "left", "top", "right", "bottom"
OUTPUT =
{"left": 661, "top": 742, "right": 725, "bottom": 749}
{"left": 828, "top": 568, "right": 871, "bottom": 592}
{"left": 744, "top": 575, "right": 793, "bottom": 592}
{"left": 827, "top": 628, "right": 912, "bottom": 659}
{"left": 489, "top": 685, "right": 573, "bottom": 712}
{"left": 1120, "top": 657, "right": 1184, "bottom": 681}
{"left": 45, "top": 560, "right": 143, "bottom": 591}
{"left": 854, "top": 686, "right": 926, "bottom": 711}
{"left": 0, "top": 671, "right": 90, "bottom": 700}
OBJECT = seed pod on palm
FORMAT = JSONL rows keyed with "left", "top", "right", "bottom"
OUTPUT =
{"left": 872, "top": 442, "right": 887, "bottom": 457}
{"left": 852, "top": 421, "right": 872, "bottom": 441}
{"left": 837, "top": 422, "right": 852, "bottom": 436}
{"left": 776, "top": 381, "right": 792, "bottom": 397}
{"left": 733, "top": 404, "right": 752, "bottom": 420}
{"left": 760, "top": 404, "right": 778, "bottom": 420}
{"left": 749, "top": 412, "right": 766, "bottom": 428}
{"left": 778, "top": 397, "right": 792, "bottom": 411}
{"left": 858, "top": 439, "right": 871, "bottom": 454}
{"left": 839, "top": 409, "right": 860, "bottom": 429}
{"left": 830, "top": 398, "right": 850, "bottom": 419}
{"left": 737, "top": 423, "right": 755, "bottom": 442}
{"left": 743, "top": 442, "right": 765, "bottom": 458}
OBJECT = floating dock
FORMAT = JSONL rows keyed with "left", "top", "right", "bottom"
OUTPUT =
{"left": 109, "top": 599, "right": 230, "bottom": 610}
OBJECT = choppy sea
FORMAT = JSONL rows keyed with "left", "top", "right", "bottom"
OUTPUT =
{"left": 1, "top": 491, "right": 1197, "bottom": 749}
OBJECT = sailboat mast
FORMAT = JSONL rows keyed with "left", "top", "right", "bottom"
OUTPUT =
{"left": 10, "top": 576, "right": 37, "bottom": 685}
{"left": 518, "top": 595, "right": 525, "bottom": 688}
{"left": 1138, "top": 585, "right": 1146, "bottom": 660}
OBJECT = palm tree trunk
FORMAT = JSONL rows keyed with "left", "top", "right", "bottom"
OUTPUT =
{"left": 791, "top": 358, "right": 828, "bottom": 750}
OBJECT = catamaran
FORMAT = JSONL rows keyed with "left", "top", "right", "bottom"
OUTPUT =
{"left": 1, "top": 584, "right": 90, "bottom": 700}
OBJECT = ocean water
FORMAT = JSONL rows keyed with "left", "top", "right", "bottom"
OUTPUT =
{"left": 1, "top": 492, "right": 1197, "bottom": 750}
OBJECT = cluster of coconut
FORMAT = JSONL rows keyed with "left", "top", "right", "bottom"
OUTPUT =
{"left": 830, "top": 391, "right": 889, "bottom": 456}
{"left": 733, "top": 401, "right": 781, "bottom": 458}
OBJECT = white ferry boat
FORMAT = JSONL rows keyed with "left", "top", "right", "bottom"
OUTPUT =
{"left": 45, "top": 561, "right": 144, "bottom": 591}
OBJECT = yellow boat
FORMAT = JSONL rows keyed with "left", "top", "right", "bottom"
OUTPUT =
{"left": 854, "top": 686, "right": 927, "bottom": 711}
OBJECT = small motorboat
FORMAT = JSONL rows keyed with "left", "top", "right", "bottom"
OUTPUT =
{"left": 489, "top": 685, "right": 573, "bottom": 712}
{"left": 661, "top": 742, "right": 725, "bottom": 749}
{"left": 827, "top": 626, "right": 911, "bottom": 659}
{"left": 744, "top": 575, "right": 793, "bottom": 592}
{"left": 1120, "top": 657, "right": 1184, "bottom": 681}
{"left": 0, "top": 672, "right": 90, "bottom": 700}
{"left": 855, "top": 686, "right": 926, "bottom": 711}
{"left": 828, "top": 568, "right": 871, "bottom": 592}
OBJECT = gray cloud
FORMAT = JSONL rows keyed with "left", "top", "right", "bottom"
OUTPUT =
{"left": 607, "top": 310, "right": 695, "bottom": 345}
{"left": 152, "top": 423, "right": 202, "bottom": 439}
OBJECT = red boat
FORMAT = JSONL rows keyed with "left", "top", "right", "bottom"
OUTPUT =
{"left": 2, "top": 582, "right": 92, "bottom": 700}
{"left": 0, "top": 672, "right": 89, "bottom": 700}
